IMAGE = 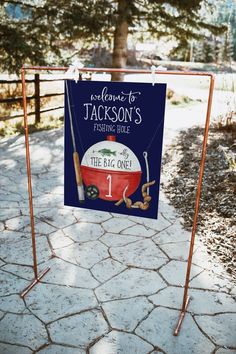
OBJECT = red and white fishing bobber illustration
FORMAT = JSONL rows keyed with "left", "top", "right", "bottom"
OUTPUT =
{"left": 81, "top": 135, "right": 142, "bottom": 201}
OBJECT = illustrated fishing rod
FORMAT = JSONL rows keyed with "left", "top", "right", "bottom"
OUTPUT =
{"left": 65, "top": 81, "right": 85, "bottom": 203}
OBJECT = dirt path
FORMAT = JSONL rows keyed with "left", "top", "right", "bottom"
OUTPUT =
{"left": 161, "top": 100, "right": 236, "bottom": 281}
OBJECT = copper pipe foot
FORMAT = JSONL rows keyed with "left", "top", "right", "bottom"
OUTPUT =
{"left": 20, "top": 267, "right": 50, "bottom": 298}
{"left": 174, "top": 296, "right": 190, "bottom": 336}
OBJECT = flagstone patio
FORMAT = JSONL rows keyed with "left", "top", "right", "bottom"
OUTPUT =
{"left": 0, "top": 101, "right": 235, "bottom": 353}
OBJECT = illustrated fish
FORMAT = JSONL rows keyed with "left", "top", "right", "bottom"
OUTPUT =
{"left": 98, "top": 149, "right": 116, "bottom": 157}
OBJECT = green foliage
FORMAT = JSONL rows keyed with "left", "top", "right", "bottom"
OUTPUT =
{"left": 193, "top": 39, "right": 215, "bottom": 63}
{"left": 216, "top": 1, "right": 236, "bottom": 60}
{"left": 0, "top": 0, "right": 227, "bottom": 73}
{"left": 169, "top": 1, "right": 236, "bottom": 63}
{"left": 221, "top": 29, "right": 234, "bottom": 62}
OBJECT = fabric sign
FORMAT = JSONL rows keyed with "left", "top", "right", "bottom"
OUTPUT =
{"left": 64, "top": 80, "right": 166, "bottom": 219}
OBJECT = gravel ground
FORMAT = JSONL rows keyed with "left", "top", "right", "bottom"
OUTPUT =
{"left": 162, "top": 123, "right": 236, "bottom": 281}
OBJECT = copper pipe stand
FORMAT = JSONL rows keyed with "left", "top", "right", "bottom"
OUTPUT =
{"left": 21, "top": 65, "right": 215, "bottom": 334}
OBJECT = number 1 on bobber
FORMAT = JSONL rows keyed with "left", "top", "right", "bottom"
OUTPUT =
{"left": 105, "top": 174, "right": 112, "bottom": 198}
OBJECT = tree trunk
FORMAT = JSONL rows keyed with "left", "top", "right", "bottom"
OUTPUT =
{"left": 111, "top": 0, "right": 129, "bottom": 81}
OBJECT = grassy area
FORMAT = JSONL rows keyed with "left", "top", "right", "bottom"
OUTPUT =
{"left": 0, "top": 114, "right": 64, "bottom": 138}
{"left": 166, "top": 88, "right": 202, "bottom": 107}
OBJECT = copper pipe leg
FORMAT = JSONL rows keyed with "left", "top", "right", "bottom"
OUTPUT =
{"left": 174, "top": 296, "right": 190, "bottom": 336}
{"left": 20, "top": 267, "right": 50, "bottom": 298}
{"left": 21, "top": 67, "right": 38, "bottom": 279}
{"left": 173, "top": 75, "right": 215, "bottom": 336}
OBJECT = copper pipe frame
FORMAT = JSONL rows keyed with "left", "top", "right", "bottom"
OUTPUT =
{"left": 174, "top": 73, "right": 215, "bottom": 335}
{"left": 20, "top": 67, "right": 50, "bottom": 298}
{"left": 20, "top": 66, "right": 215, "bottom": 332}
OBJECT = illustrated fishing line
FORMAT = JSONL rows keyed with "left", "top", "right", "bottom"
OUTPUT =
{"left": 66, "top": 80, "right": 87, "bottom": 159}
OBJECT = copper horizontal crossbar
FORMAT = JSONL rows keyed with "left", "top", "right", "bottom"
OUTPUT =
{"left": 21, "top": 65, "right": 215, "bottom": 335}
{"left": 23, "top": 65, "right": 215, "bottom": 78}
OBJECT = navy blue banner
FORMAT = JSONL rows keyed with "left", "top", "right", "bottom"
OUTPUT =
{"left": 64, "top": 80, "right": 166, "bottom": 219}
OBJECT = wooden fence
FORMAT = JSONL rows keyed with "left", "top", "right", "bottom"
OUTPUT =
{"left": 0, "top": 74, "right": 64, "bottom": 123}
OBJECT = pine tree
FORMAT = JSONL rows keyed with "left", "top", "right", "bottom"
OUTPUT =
{"left": 194, "top": 41, "right": 205, "bottom": 62}
{"left": 213, "top": 36, "right": 221, "bottom": 64}
{"left": 221, "top": 28, "right": 234, "bottom": 63}
{"left": 202, "top": 41, "right": 214, "bottom": 63}
{"left": 214, "top": 1, "right": 236, "bottom": 61}
{"left": 0, "top": 0, "right": 226, "bottom": 79}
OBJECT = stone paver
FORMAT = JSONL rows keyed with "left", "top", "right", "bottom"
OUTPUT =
{"left": 48, "top": 310, "right": 108, "bottom": 347}
{"left": 136, "top": 307, "right": 215, "bottom": 354}
{"left": 0, "top": 221, "right": 4, "bottom": 232}
{"left": 42, "top": 258, "right": 99, "bottom": 288}
{"left": 110, "top": 239, "right": 168, "bottom": 269}
{"left": 0, "top": 191, "right": 22, "bottom": 202}
{"left": 215, "top": 350, "right": 236, "bottom": 354}
{"left": 72, "top": 208, "right": 111, "bottom": 223}
{"left": 102, "top": 297, "right": 153, "bottom": 331}
{"left": 102, "top": 217, "right": 136, "bottom": 233}
{"left": 149, "top": 286, "right": 185, "bottom": 310}
{"left": 159, "top": 260, "right": 202, "bottom": 286}
{"left": 0, "top": 294, "right": 26, "bottom": 313}
{"left": 28, "top": 193, "right": 64, "bottom": 208}
{"left": 95, "top": 268, "right": 166, "bottom": 301}
{"left": 189, "top": 290, "right": 236, "bottom": 315}
{"left": 56, "top": 240, "right": 109, "bottom": 268}
{"left": 149, "top": 286, "right": 236, "bottom": 314}
{"left": 159, "top": 241, "right": 191, "bottom": 261}
{"left": 192, "top": 242, "right": 219, "bottom": 270}
{"left": 63, "top": 222, "right": 104, "bottom": 242}
{"left": 89, "top": 331, "right": 153, "bottom": 354}
{"left": 158, "top": 198, "right": 179, "bottom": 223}
{"left": 5, "top": 215, "right": 30, "bottom": 231}
{"left": 23, "top": 219, "right": 57, "bottom": 234}
{"left": 0, "top": 236, "right": 52, "bottom": 265}
{"left": 1, "top": 264, "right": 34, "bottom": 280}
{"left": 129, "top": 213, "right": 171, "bottom": 232}
{"left": 0, "top": 313, "right": 48, "bottom": 350}
{"left": 195, "top": 313, "right": 236, "bottom": 347}
{"left": 100, "top": 232, "right": 141, "bottom": 247}
{"left": 0, "top": 269, "right": 29, "bottom": 296}
{"left": 35, "top": 177, "right": 63, "bottom": 195}
{"left": 91, "top": 258, "right": 126, "bottom": 283}
{"left": 231, "top": 286, "right": 236, "bottom": 295}
{"left": 0, "top": 343, "right": 32, "bottom": 354}
{"left": 190, "top": 269, "right": 233, "bottom": 292}
{"left": 121, "top": 224, "right": 156, "bottom": 237}
{"left": 25, "top": 283, "right": 98, "bottom": 323}
{"left": 1, "top": 127, "right": 235, "bottom": 353}
{"left": 153, "top": 221, "right": 190, "bottom": 244}
{"left": 0, "top": 207, "right": 20, "bottom": 221}
{"left": 37, "top": 345, "right": 86, "bottom": 354}
{"left": 0, "top": 229, "right": 29, "bottom": 245}
{"left": 49, "top": 229, "right": 74, "bottom": 249}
